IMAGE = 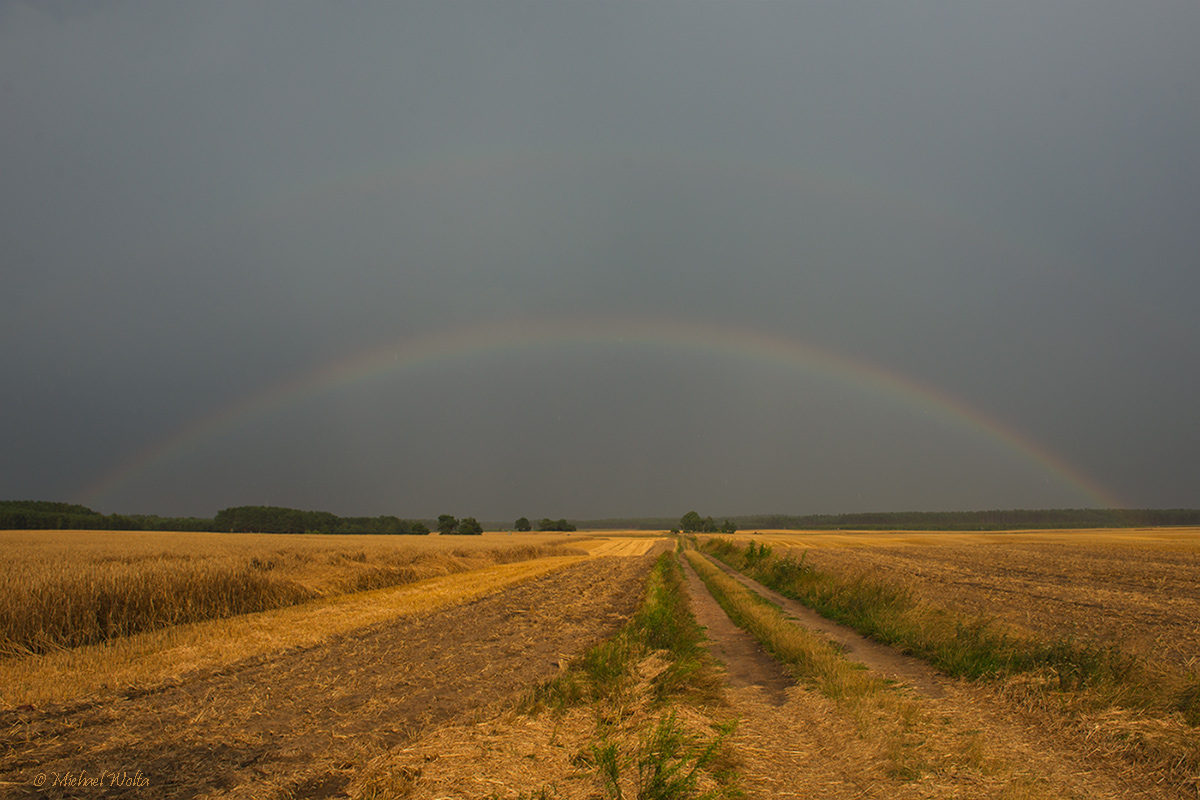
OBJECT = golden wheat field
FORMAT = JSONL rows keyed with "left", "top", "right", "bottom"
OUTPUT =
{"left": 0, "top": 530, "right": 665, "bottom": 799}
{"left": 0, "top": 530, "right": 610, "bottom": 710}
{"left": 0, "top": 529, "right": 586, "bottom": 657}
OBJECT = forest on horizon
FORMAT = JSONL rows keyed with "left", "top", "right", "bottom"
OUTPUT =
{"left": 2, "top": 500, "right": 1199, "bottom": 534}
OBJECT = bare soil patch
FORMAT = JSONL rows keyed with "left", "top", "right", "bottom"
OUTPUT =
{"left": 0, "top": 555, "right": 655, "bottom": 799}
{"left": 678, "top": 554, "right": 792, "bottom": 704}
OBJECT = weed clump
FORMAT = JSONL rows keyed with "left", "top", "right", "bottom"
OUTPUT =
{"left": 526, "top": 553, "right": 722, "bottom": 714}
{"left": 594, "top": 711, "right": 736, "bottom": 800}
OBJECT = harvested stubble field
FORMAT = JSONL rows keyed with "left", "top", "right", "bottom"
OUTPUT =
{"left": 736, "top": 528, "right": 1200, "bottom": 674}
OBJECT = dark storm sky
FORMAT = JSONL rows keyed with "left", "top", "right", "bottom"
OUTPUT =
{"left": 3, "top": 1, "right": 1198, "bottom": 520}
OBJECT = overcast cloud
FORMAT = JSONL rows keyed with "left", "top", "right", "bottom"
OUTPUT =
{"left": 2, "top": 1, "right": 1198, "bottom": 520}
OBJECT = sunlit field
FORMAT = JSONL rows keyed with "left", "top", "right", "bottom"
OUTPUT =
{"left": 0, "top": 529, "right": 585, "bottom": 657}
{"left": 0, "top": 529, "right": 613, "bottom": 711}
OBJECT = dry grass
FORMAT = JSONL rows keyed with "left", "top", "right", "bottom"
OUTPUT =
{"left": 0, "top": 529, "right": 582, "bottom": 658}
{"left": 348, "top": 657, "right": 733, "bottom": 800}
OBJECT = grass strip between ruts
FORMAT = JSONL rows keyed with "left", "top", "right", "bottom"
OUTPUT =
{"left": 522, "top": 552, "right": 741, "bottom": 800}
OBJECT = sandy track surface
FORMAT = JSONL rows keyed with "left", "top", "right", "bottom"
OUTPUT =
{"left": 1, "top": 555, "right": 655, "bottom": 800}
{"left": 701, "top": 553, "right": 948, "bottom": 697}
{"left": 679, "top": 555, "right": 791, "bottom": 705}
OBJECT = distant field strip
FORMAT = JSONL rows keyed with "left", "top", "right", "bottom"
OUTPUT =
{"left": 0, "top": 555, "right": 584, "bottom": 709}
{"left": 582, "top": 536, "right": 665, "bottom": 557}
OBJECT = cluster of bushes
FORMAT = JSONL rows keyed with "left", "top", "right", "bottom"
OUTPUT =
{"left": 675, "top": 511, "right": 736, "bottom": 534}
{"left": 435, "top": 514, "right": 483, "bottom": 535}
{"left": 537, "top": 517, "right": 576, "bottom": 532}
{"left": 513, "top": 516, "right": 577, "bottom": 532}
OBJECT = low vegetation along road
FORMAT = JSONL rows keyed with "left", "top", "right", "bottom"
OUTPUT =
{"left": 2, "top": 530, "right": 1197, "bottom": 798}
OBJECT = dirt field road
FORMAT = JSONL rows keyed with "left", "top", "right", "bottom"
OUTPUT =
{"left": 1, "top": 554, "right": 657, "bottom": 800}
{"left": 682, "top": 552, "right": 1190, "bottom": 799}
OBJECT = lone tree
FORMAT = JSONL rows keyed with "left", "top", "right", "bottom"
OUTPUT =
{"left": 458, "top": 517, "right": 484, "bottom": 535}
{"left": 514, "top": 517, "right": 532, "bottom": 532}
{"left": 437, "top": 514, "right": 459, "bottom": 536}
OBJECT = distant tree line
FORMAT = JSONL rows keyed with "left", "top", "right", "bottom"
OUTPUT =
{"left": 6, "top": 501, "right": 1199, "bottom": 535}
{"left": 0, "top": 501, "right": 432, "bottom": 535}
{"left": 547, "top": 510, "right": 1200, "bottom": 534}
{"left": 556, "top": 508, "right": 1200, "bottom": 532}
{"left": 0, "top": 500, "right": 213, "bottom": 531}
{"left": 214, "top": 506, "right": 429, "bottom": 535}
{"left": 729, "top": 508, "right": 1200, "bottom": 531}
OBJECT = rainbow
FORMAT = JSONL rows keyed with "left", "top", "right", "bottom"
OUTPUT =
{"left": 77, "top": 316, "right": 1120, "bottom": 510}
